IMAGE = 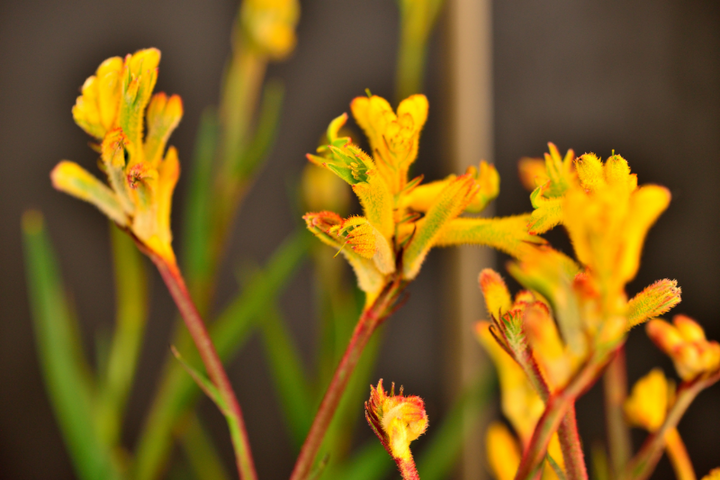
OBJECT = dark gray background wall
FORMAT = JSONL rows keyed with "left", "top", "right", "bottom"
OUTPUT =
{"left": 0, "top": 0, "right": 718, "bottom": 478}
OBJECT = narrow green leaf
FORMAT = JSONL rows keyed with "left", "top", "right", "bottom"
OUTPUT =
{"left": 133, "top": 230, "right": 310, "bottom": 480}
{"left": 182, "top": 107, "right": 219, "bottom": 309}
{"left": 97, "top": 223, "right": 148, "bottom": 447}
{"left": 546, "top": 454, "right": 568, "bottom": 480}
{"left": 416, "top": 371, "right": 495, "bottom": 480}
{"left": 21, "top": 211, "right": 121, "bottom": 480}
{"left": 235, "top": 79, "right": 285, "bottom": 179}
{"left": 179, "top": 414, "right": 231, "bottom": 480}
{"left": 326, "top": 441, "right": 392, "bottom": 480}
{"left": 170, "top": 346, "right": 226, "bottom": 412}
{"left": 260, "top": 307, "right": 314, "bottom": 447}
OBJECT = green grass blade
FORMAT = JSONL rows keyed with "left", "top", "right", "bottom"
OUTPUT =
{"left": 325, "top": 441, "right": 392, "bottom": 480}
{"left": 179, "top": 414, "right": 231, "bottom": 480}
{"left": 96, "top": 223, "right": 148, "bottom": 447}
{"left": 260, "top": 307, "right": 314, "bottom": 447}
{"left": 21, "top": 211, "right": 121, "bottom": 480}
{"left": 235, "top": 79, "right": 285, "bottom": 179}
{"left": 416, "top": 371, "right": 495, "bottom": 480}
{"left": 133, "top": 230, "right": 310, "bottom": 480}
{"left": 181, "top": 107, "right": 219, "bottom": 310}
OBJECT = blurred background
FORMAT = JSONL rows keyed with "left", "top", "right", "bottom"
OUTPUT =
{"left": 1, "top": 0, "right": 719, "bottom": 478}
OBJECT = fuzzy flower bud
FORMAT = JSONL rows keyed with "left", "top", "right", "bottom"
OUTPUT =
{"left": 365, "top": 380, "right": 427, "bottom": 463}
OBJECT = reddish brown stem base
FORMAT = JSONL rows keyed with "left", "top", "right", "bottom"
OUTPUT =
{"left": 289, "top": 279, "right": 406, "bottom": 480}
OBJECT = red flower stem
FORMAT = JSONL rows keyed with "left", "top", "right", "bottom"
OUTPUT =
{"left": 507, "top": 325, "right": 587, "bottom": 479}
{"left": 290, "top": 278, "right": 406, "bottom": 480}
{"left": 396, "top": 455, "right": 421, "bottom": 480}
{"left": 515, "top": 351, "right": 610, "bottom": 480}
{"left": 603, "top": 346, "right": 632, "bottom": 475}
{"left": 151, "top": 255, "right": 257, "bottom": 480}
{"left": 558, "top": 405, "right": 587, "bottom": 480}
{"left": 619, "top": 371, "right": 720, "bottom": 480}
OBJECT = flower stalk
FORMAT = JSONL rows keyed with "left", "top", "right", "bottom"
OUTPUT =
{"left": 603, "top": 347, "right": 632, "bottom": 475}
{"left": 290, "top": 276, "right": 407, "bottom": 480}
{"left": 620, "top": 372, "right": 719, "bottom": 480}
{"left": 147, "top": 247, "right": 257, "bottom": 480}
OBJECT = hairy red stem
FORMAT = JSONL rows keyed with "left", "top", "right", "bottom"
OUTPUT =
{"left": 290, "top": 279, "right": 406, "bottom": 480}
{"left": 152, "top": 256, "right": 257, "bottom": 480}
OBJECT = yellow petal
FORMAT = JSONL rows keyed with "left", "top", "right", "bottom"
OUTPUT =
{"left": 624, "top": 368, "right": 668, "bottom": 431}
{"left": 50, "top": 161, "right": 127, "bottom": 226}
{"left": 402, "top": 174, "right": 479, "bottom": 279}
{"left": 144, "top": 93, "right": 184, "bottom": 167}
{"left": 575, "top": 153, "right": 604, "bottom": 191}
{"left": 434, "top": 214, "right": 545, "bottom": 259}
{"left": 518, "top": 157, "right": 549, "bottom": 191}
{"left": 396, "top": 94, "right": 428, "bottom": 135}
{"left": 616, "top": 185, "right": 670, "bottom": 283}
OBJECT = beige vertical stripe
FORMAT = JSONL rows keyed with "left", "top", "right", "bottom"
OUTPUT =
{"left": 447, "top": 0, "right": 494, "bottom": 478}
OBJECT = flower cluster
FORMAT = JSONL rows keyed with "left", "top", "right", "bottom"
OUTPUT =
{"left": 51, "top": 49, "right": 182, "bottom": 264}
{"left": 304, "top": 93, "right": 541, "bottom": 304}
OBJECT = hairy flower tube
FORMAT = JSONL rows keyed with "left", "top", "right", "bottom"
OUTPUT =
{"left": 646, "top": 315, "right": 720, "bottom": 381}
{"left": 51, "top": 48, "right": 182, "bottom": 264}
{"left": 304, "top": 93, "right": 542, "bottom": 304}
{"left": 365, "top": 380, "right": 427, "bottom": 480}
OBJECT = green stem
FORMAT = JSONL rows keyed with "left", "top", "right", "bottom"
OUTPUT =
{"left": 289, "top": 278, "right": 407, "bottom": 480}
{"left": 151, "top": 254, "right": 257, "bottom": 480}
{"left": 620, "top": 372, "right": 719, "bottom": 480}
{"left": 603, "top": 347, "right": 632, "bottom": 475}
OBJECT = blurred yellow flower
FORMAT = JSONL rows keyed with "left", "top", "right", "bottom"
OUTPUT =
{"left": 646, "top": 315, "right": 720, "bottom": 381}
{"left": 624, "top": 368, "right": 670, "bottom": 432}
{"left": 241, "top": 0, "right": 300, "bottom": 60}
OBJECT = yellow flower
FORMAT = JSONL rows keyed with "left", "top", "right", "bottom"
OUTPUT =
{"left": 702, "top": 468, "right": 720, "bottom": 480}
{"left": 51, "top": 49, "right": 182, "bottom": 264}
{"left": 624, "top": 368, "right": 671, "bottom": 431}
{"left": 305, "top": 93, "right": 542, "bottom": 304}
{"left": 646, "top": 315, "right": 720, "bottom": 381}
{"left": 241, "top": 0, "right": 300, "bottom": 60}
{"left": 563, "top": 153, "right": 670, "bottom": 309}
{"left": 365, "top": 379, "right": 428, "bottom": 462}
